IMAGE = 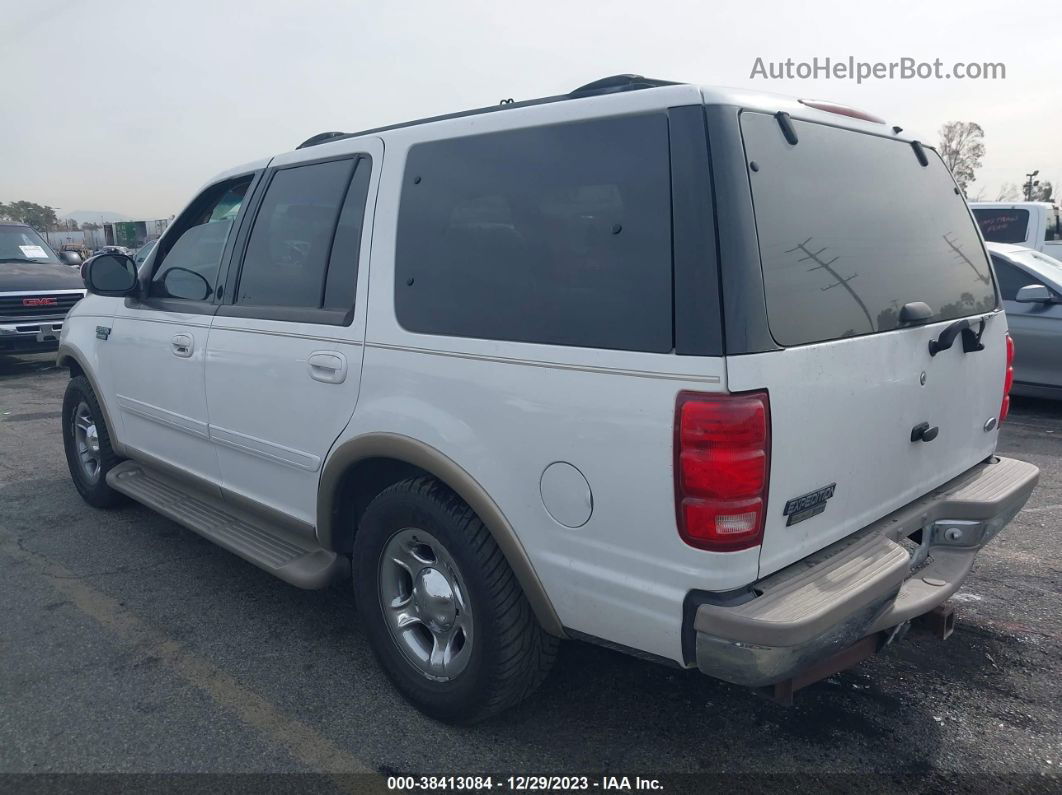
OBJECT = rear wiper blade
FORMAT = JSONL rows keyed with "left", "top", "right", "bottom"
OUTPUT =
{"left": 0, "top": 257, "right": 45, "bottom": 263}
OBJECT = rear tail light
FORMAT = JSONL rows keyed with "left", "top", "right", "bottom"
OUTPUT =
{"left": 675, "top": 391, "right": 771, "bottom": 552}
{"left": 999, "top": 333, "right": 1015, "bottom": 424}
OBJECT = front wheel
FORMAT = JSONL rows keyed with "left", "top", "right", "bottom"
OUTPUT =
{"left": 62, "top": 375, "right": 126, "bottom": 508}
{"left": 353, "top": 477, "right": 557, "bottom": 724}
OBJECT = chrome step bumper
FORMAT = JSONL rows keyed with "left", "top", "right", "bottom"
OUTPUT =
{"left": 693, "top": 456, "right": 1039, "bottom": 687}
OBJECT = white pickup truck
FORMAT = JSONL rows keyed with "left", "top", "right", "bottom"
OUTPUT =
{"left": 970, "top": 201, "right": 1062, "bottom": 258}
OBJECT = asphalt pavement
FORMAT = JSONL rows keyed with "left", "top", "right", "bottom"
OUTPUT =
{"left": 0, "top": 352, "right": 1059, "bottom": 792}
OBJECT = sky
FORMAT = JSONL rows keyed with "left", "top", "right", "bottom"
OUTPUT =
{"left": 2, "top": 0, "right": 1058, "bottom": 220}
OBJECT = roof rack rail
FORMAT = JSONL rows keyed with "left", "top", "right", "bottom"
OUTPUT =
{"left": 568, "top": 74, "right": 681, "bottom": 98}
{"left": 296, "top": 131, "right": 347, "bottom": 150}
{"left": 292, "top": 75, "right": 680, "bottom": 150}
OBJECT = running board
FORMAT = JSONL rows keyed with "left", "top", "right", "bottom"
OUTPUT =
{"left": 107, "top": 460, "right": 345, "bottom": 589}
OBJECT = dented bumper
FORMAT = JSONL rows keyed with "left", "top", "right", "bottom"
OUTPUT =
{"left": 692, "top": 456, "right": 1039, "bottom": 687}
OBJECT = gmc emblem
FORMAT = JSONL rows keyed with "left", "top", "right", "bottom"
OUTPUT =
{"left": 22, "top": 297, "right": 57, "bottom": 306}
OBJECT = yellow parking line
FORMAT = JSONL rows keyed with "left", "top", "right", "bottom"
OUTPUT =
{"left": 1, "top": 534, "right": 376, "bottom": 781}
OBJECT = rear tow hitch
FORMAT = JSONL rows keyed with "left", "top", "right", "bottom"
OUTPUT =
{"left": 912, "top": 601, "right": 956, "bottom": 640}
{"left": 761, "top": 605, "right": 955, "bottom": 706}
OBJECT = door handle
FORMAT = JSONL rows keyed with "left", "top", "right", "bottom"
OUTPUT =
{"left": 171, "top": 333, "right": 194, "bottom": 358}
{"left": 307, "top": 351, "right": 347, "bottom": 384}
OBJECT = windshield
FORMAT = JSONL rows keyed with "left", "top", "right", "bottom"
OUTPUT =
{"left": 741, "top": 112, "right": 997, "bottom": 346}
{"left": 0, "top": 225, "right": 60, "bottom": 263}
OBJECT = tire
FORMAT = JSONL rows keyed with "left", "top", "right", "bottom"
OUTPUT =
{"left": 62, "top": 375, "right": 126, "bottom": 508}
{"left": 353, "top": 476, "right": 558, "bottom": 724}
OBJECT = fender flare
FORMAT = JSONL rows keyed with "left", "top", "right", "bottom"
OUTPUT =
{"left": 318, "top": 432, "right": 565, "bottom": 637}
{"left": 57, "top": 343, "right": 126, "bottom": 457}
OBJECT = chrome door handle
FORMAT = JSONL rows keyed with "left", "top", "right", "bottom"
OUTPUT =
{"left": 171, "top": 333, "right": 193, "bottom": 358}
{"left": 307, "top": 351, "right": 347, "bottom": 384}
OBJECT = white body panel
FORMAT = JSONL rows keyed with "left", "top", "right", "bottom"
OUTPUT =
{"left": 107, "top": 306, "right": 220, "bottom": 485}
{"left": 204, "top": 320, "right": 363, "bottom": 527}
{"left": 727, "top": 318, "right": 1006, "bottom": 577}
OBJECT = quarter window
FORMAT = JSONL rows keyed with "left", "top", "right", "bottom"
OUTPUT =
{"left": 394, "top": 114, "right": 673, "bottom": 352}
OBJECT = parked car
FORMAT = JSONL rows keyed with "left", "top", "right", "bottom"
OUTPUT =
{"left": 0, "top": 222, "right": 85, "bottom": 354}
{"left": 58, "top": 75, "right": 1038, "bottom": 723}
{"left": 987, "top": 242, "right": 1062, "bottom": 398}
{"left": 60, "top": 243, "right": 93, "bottom": 260}
{"left": 95, "top": 245, "right": 132, "bottom": 257}
{"left": 971, "top": 201, "right": 1062, "bottom": 259}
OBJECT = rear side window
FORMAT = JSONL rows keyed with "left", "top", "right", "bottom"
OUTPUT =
{"left": 237, "top": 158, "right": 355, "bottom": 308}
{"left": 1048, "top": 208, "right": 1062, "bottom": 241}
{"left": 394, "top": 114, "right": 673, "bottom": 352}
{"left": 973, "top": 209, "right": 1031, "bottom": 244}
{"left": 742, "top": 113, "right": 997, "bottom": 346}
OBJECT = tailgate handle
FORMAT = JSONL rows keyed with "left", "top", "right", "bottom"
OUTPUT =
{"left": 911, "top": 422, "right": 939, "bottom": 443}
{"left": 928, "top": 317, "right": 986, "bottom": 357}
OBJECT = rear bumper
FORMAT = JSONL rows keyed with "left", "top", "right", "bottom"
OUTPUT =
{"left": 693, "top": 456, "right": 1039, "bottom": 687}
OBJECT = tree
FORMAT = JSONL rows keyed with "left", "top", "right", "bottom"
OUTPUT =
{"left": 995, "top": 182, "right": 1021, "bottom": 201}
{"left": 81, "top": 221, "right": 100, "bottom": 231}
{"left": 0, "top": 200, "right": 58, "bottom": 231}
{"left": 1030, "top": 180, "right": 1054, "bottom": 202}
{"left": 937, "top": 121, "right": 985, "bottom": 195}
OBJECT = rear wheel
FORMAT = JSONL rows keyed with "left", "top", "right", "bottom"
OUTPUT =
{"left": 353, "top": 477, "right": 557, "bottom": 724}
{"left": 62, "top": 375, "right": 126, "bottom": 508}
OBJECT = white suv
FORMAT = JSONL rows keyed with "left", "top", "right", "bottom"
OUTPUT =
{"left": 59, "top": 75, "right": 1038, "bottom": 723}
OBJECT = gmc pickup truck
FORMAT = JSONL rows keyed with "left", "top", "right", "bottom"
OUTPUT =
{"left": 0, "top": 222, "right": 85, "bottom": 355}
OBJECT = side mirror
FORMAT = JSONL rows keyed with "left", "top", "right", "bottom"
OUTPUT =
{"left": 84, "top": 253, "right": 138, "bottom": 297}
{"left": 161, "top": 267, "right": 212, "bottom": 301}
{"left": 58, "top": 251, "right": 82, "bottom": 267}
{"left": 1015, "top": 284, "right": 1054, "bottom": 304}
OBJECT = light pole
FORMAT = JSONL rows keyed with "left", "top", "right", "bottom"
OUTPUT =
{"left": 1025, "top": 170, "right": 1040, "bottom": 201}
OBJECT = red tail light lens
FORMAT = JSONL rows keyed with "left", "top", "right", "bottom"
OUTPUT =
{"left": 999, "top": 334, "right": 1014, "bottom": 424}
{"left": 675, "top": 391, "right": 771, "bottom": 552}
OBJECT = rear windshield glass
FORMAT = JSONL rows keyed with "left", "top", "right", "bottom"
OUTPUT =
{"left": 972, "top": 208, "right": 1031, "bottom": 244}
{"left": 742, "top": 112, "right": 996, "bottom": 346}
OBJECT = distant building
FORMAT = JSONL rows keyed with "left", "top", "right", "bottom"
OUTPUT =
{"left": 104, "top": 218, "right": 170, "bottom": 249}
{"left": 44, "top": 229, "right": 97, "bottom": 250}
